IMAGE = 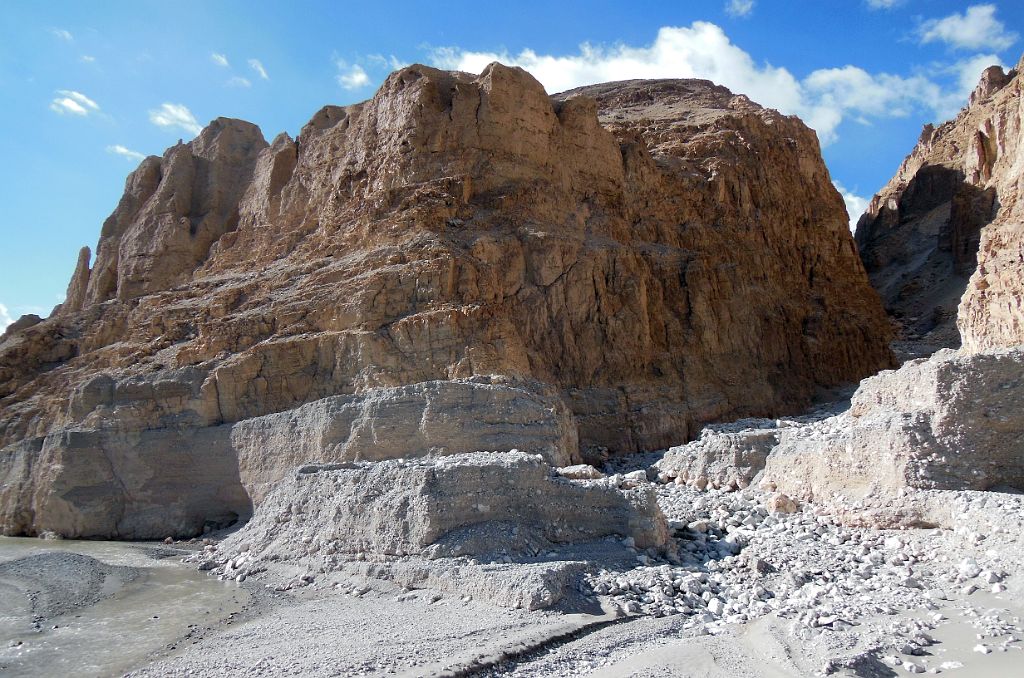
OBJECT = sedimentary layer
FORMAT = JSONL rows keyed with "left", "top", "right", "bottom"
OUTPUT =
{"left": 0, "top": 63, "right": 892, "bottom": 537}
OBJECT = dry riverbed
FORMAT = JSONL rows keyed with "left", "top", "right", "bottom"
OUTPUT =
{"left": 0, "top": 537, "right": 247, "bottom": 677}
{"left": 2, "top": 476, "right": 1023, "bottom": 677}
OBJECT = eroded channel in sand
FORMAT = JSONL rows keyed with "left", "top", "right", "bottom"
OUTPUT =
{"left": 0, "top": 536, "right": 247, "bottom": 677}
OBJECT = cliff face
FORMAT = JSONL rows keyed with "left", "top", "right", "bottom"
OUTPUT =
{"left": 855, "top": 60, "right": 1024, "bottom": 350}
{"left": 957, "top": 62, "right": 1024, "bottom": 352}
{"left": 0, "top": 63, "right": 893, "bottom": 537}
{"left": 744, "top": 61, "right": 1024, "bottom": 520}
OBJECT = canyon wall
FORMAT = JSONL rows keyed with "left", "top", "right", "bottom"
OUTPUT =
{"left": 0, "top": 63, "right": 892, "bottom": 537}
{"left": 856, "top": 59, "right": 1024, "bottom": 350}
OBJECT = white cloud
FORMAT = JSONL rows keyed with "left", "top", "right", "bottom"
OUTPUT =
{"left": 80, "top": 55, "right": 96, "bottom": 63}
{"left": 431, "top": 23, "right": 978, "bottom": 145}
{"left": 106, "top": 144, "right": 146, "bottom": 161}
{"left": 227, "top": 76, "right": 252, "bottom": 88}
{"left": 149, "top": 103, "right": 202, "bottom": 136}
{"left": 0, "top": 303, "right": 13, "bottom": 333}
{"left": 949, "top": 53, "right": 1005, "bottom": 97}
{"left": 803, "top": 66, "right": 951, "bottom": 120}
{"left": 367, "top": 54, "right": 408, "bottom": 71}
{"left": 50, "top": 28, "right": 73, "bottom": 42}
{"left": 211, "top": 52, "right": 230, "bottom": 67}
{"left": 248, "top": 58, "right": 269, "bottom": 80}
{"left": 919, "top": 4, "right": 1018, "bottom": 51}
{"left": 49, "top": 90, "right": 100, "bottom": 116}
{"left": 432, "top": 24, "right": 809, "bottom": 124}
{"left": 866, "top": 0, "right": 902, "bottom": 9}
{"left": 336, "top": 61, "right": 370, "bottom": 89}
{"left": 834, "top": 181, "right": 870, "bottom": 233}
{"left": 725, "top": 0, "right": 754, "bottom": 18}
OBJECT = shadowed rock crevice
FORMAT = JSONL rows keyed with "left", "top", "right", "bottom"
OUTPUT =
{"left": 855, "top": 164, "right": 997, "bottom": 346}
{"left": 855, "top": 60, "right": 1023, "bottom": 354}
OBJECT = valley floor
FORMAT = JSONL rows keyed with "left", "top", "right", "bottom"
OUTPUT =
{"left": 3, "top": 473, "right": 1021, "bottom": 677}
{"left": 150, "top": 486, "right": 1024, "bottom": 678}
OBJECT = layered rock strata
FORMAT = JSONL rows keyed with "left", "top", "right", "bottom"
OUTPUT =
{"left": 764, "top": 348, "right": 1024, "bottom": 502}
{"left": 656, "top": 347, "right": 1024, "bottom": 511}
{"left": 855, "top": 59, "right": 1024, "bottom": 349}
{"left": 195, "top": 452, "right": 668, "bottom": 609}
{"left": 0, "top": 377, "right": 576, "bottom": 538}
{"left": 231, "top": 377, "right": 578, "bottom": 504}
{"left": 1, "top": 63, "right": 892, "bottom": 537}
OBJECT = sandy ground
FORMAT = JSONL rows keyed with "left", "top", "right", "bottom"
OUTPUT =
{"left": 129, "top": 580, "right": 608, "bottom": 677}
{"left": 135, "top": 482, "right": 1024, "bottom": 678}
{"left": 1, "top": 508, "right": 1022, "bottom": 678}
{"left": 125, "top": 564, "right": 1023, "bottom": 678}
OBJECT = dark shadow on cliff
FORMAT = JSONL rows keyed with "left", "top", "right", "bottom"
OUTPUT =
{"left": 855, "top": 165, "right": 998, "bottom": 350}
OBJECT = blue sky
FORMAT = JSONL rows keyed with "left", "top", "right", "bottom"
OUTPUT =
{"left": 1, "top": 1, "right": 1021, "bottom": 329}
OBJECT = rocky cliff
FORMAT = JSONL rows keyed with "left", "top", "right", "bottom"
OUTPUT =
{"left": 685, "top": 60, "right": 1024, "bottom": 524}
{"left": 0, "top": 63, "right": 892, "bottom": 537}
{"left": 855, "top": 58, "right": 1024, "bottom": 350}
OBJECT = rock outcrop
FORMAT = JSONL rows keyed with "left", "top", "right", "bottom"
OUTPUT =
{"left": 194, "top": 452, "right": 668, "bottom": 610}
{"left": 655, "top": 419, "right": 781, "bottom": 491}
{"left": 651, "top": 347, "right": 1024, "bottom": 522}
{"left": 764, "top": 348, "right": 1024, "bottom": 504}
{"left": 224, "top": 452, "right": 667, "bottom": 559}
{"left": 959, "top": 62, "right": 1024, "bottom": 352}
{"left": 231, "top": 377, "right": 578, "bottom": 504}
{"left": 855, "top": 59, "right": 1023, "bottom": 349}
{"left": 0, "top": 63, "right": 892, "bottom": 537}
{"left": 701, "top": 61, "right": 1024, "bottom": 524}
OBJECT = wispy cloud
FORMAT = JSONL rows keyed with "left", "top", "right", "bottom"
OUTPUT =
{"left": 227, "top": 76, "right": 252, "bottom": 88}
{"left": 336, "top": 60, "right": 370, "bottom": 89}
{"left": 919, "top": 4, "right": 1018, "bottom": 51}
{"left": 725, "top": 0, "right": 755, "bottom": 18}
{"left": 0, "top": 303, "right": 14, "bottom": 333}
{"left": 866, "top": 0, "right": 902, "bottom": 9}
{"left": 50, "top": 90, "right": 99, "bottom": 116}
{"left": 106, "top": 144, "right": 146, "bottom": 161}
{"left": 80, "top": 55, "right": 96, "bottom": 64}
{"left": 149, "top": 103, "right": 202, "bottom": 136}
{"left": 248, "top": 58, "right": 269, "bottom": 80}
{"left": 834, "top": 181, "right": 869, "bottom": 233}
{"left": 366, "top": 54, "right": 408, "bottom": 71}
{"left": 211, "top": 52, "right": 230, "bottom": 67}
{"left": 49, "top": 28, "right": 73, "bottom": 42}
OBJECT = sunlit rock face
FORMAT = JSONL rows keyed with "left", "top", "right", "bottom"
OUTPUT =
{"left": 856, "top": 60, "right": 1024, "bottom": 352}
{"left": 0, "top": 63, "right": 892, "bottom": 537}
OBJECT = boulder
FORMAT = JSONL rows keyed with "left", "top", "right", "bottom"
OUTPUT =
{"left": 213, "top": 451, "right": 667, "bottom": 565}
{"left": 764, "top": 348, "right": 1024, "bottom": 503}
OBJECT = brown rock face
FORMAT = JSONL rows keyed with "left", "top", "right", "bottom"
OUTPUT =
{"left": 958, "top": 61, "right": 1024, "bottom": 351}
{"left": 855, "top": 60, "right": 1023, "bottom": 350}
{"left": 0, "top": 63, "right": 892, "bottom": 537}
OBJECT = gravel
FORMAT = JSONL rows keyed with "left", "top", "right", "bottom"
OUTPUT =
{"left": 128, "top": 462, "right": 1024, "bottom": 677}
